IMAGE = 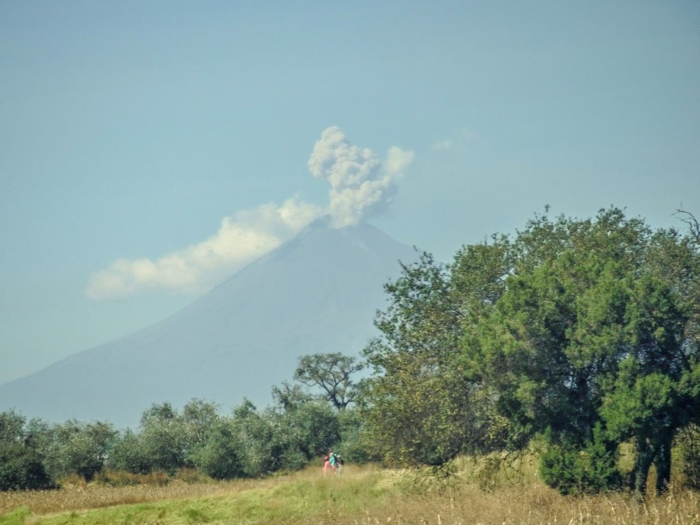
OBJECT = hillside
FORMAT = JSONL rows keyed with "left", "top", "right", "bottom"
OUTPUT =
{"left": 0, "top": 218, "right": 416, "bottom": 427}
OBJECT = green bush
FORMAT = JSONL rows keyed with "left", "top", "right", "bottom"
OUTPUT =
{"left": 279, "top": 401, "right": 340, "bottom": 461}
{"left": 0, "top": 442, "right": 55, "bottom": 491}
{"left": 540, "top": 444, "right": 586, "bottom": 495}
{"left": 108, "top": 429, "right": 151, "bottom": 474}
{"left": 234, "top": 405, "right": 279, "bottom": 477}
{"left": 138, "top": 403, "right": 188, "bottom": 474}
{"left": 277, "top": 448, "right": 307, "bottom": 472}
{"left": 540, "top": 428, "right": 621, "bottom": 495}
{"left": 191, "top": 419, "right": 244, "bottom": 480}
{"left": 337, "top": 408, "right": 379, "bottom": 465}
{"left": 44, "top": 421, "right": 116, "bottom": 481}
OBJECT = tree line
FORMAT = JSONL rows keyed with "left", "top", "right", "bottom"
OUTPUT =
{"left": 2, "top": 207, "right": 699, "bottom": 496}
{"left": 0, "top": 352, "right": 373, "bottom": 491}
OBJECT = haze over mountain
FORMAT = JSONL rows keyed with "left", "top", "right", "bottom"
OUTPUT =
{"left": 0, "top": 218, "right": 416, "bottom": 428}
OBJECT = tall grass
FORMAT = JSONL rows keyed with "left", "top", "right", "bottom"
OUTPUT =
{"left": 1, "top": 464, "right": 699, "bottom": 525}
{"left": 347, "top": 482, "right": 700, "bottom": 525}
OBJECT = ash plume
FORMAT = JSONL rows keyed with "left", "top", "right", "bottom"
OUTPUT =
{"left": 308, "top": 126, "right": 414, "bottom": 228}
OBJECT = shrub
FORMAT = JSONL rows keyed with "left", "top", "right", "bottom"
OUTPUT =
{"left": 235, "top": 409, "right": 278, "bottom": 477}
{"left": 337, "top": 408, "right": 379, "bottom": 465}
{"left": 277, "top": 448, "right": 307, "bottom": 472}
{"left": 108, "top": 429, "right": 151, "bottom": 474}
{"left": 0, "top": 442, "right": 55, "bottom": 491}
{"left": 45, "top": 421, "right": 116, "bottom": 481}
{"left": 137, "top": 403, "right": 188, "bottom": 474}
{"left": 540, "top": 444, "right": 586, "bottom": 495}
{"left": 278, "top": 401, "right": 340, "bottom": 461}
{"left": 540, "top": 427, "right": 621, "bottom": 495}
{"left": 191, "top": 419, "right": 244, "bottom": 480}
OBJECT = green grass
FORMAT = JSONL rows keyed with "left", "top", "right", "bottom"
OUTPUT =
{"left": 0, "top": 469, "right": 393, "bottom": 525}
{"left": 0, "top": 508, "right": 30, "bottom": 525}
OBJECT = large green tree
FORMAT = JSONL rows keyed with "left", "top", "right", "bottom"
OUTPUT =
{"left": 466, "top": 209, "right": 700, "bottom": 494}
{"left": 363, "top": 208, "right": 700, "bottom": 494}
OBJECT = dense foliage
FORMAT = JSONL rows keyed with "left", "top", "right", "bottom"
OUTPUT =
{"left": 0, "top": 412, "right": 55, "bottom": 491}
{"left": 362, "top": 208, "right": 700, "bottom": 495}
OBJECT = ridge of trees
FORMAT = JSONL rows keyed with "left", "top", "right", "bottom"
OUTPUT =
{"left": 0, "top": 354, "right": 368, "bottom": 491}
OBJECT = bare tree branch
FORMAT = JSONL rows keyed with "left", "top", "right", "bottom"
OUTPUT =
{"left": 674, "top": 208, "right": 700, "bottom": 243}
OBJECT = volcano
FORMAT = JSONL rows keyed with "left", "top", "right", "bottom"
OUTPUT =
{"left": 0, "top": 218, "right": 416, "bottom": 427}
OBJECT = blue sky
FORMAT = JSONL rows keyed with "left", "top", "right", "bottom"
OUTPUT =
{"left": 1, "top": 1, "right": 699, "bottom": 384}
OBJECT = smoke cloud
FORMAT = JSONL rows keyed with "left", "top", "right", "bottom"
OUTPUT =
{"left": 86, "top": 127, "right": 413, "bottom": 300}
{"left": 85, "top": 198, "right": 322, "bottom": 300}
{"left": 308, "top": 127, "right": 414, "bottom": 228}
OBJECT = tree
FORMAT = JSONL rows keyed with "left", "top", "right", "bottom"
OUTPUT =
{"left": 138, "top": 402, "right": 188, "bottom": 474}
{"left": 229, "top": 400, "right": 280, "bottom": 477}
{"left": 271, "top": 381, "right": 313, "bottom": 412}
{"left": 334, "top": 407, "right": 379, "bottom": 465}
{"left": 0, "top": 411, "right": 55, "bottom": 491}
{"left": 181, "top": 398, "right": 220, "bottom": 464}
{"left": 46, "top": 420, "right": 116, "bottom": 481}
{"left": 294, "top": 353, "right": 364, "bottom": 410}
{"left": 362, "top": 251, "right": 509, "bottom": 467}
{"left": 277, "top": 399, "right": 340, "bottom": 462}
{"left": 675, "top": 208, "right": 700, "bottom": 243}
{"left": 191, "top": 417, "right": 243, "bottom": 480}
{"left": 677, "top": 424, "right": 700, "bottom": 489}
{"left": 465, "top": 209, "right": 700, "bottom": 494}
{"left": 362, "top": 208, "right": 700, "bottom": 495}
{"left": 108, "top": 429, "right": 150, "bottom": 474}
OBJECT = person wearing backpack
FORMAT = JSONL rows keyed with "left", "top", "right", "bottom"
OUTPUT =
{"left": 334, "top": 453, "right": 344, "bottom": 475}
{"left": 330, "top": 451, "right": 344, "bottom": 475}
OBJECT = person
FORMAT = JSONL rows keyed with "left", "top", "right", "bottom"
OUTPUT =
{"left": 328, "top": 450, "right": 343, "bottom": 475}
{"left": 334, "top": 453, "right": 344, "bottom": 475}
{"left": 322, "top": 453, "right": 331, "bottom": 474}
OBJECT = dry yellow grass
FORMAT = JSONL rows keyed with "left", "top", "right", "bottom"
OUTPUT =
{"left": 336, "top": 483, "right": 700, "bottom": 525}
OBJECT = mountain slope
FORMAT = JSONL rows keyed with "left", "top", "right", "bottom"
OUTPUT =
{"left": 0, "top": 219, "right": 416, "bottom": 427}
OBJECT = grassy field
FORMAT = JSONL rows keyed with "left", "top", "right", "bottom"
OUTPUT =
{"left": 1, "top": 464, "right": 699, "bottom": 525}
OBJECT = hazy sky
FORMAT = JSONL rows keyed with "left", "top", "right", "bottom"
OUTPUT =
{"left": 1, "top": 1, "right": 699, "bottom": 384}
